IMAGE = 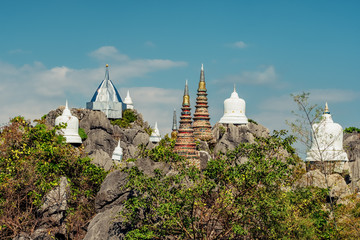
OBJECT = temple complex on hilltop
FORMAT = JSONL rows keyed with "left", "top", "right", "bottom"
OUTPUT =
{"left": 86, "top": 64, "right": 125, "bottom": 119}
{"left": 173, "top": 80, "right": 199, "bottom": 167}
{"left": 219, "top": 85, "right": 248, "bottom": 125}
{"left": 306, "top": 103, "right": 349, "bottom": 173}
{"left": 193, "top": 64, "right": 213, "bottom": 141}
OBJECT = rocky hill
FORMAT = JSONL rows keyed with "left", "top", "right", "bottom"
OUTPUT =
{"left": 7, "top": 108, "right": 360, "bottom": 239}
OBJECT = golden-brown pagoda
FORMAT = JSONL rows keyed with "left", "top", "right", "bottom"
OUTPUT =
{"left": 193, "top": 64, "right": 213, "bottom": 141}
{"left": 173, "top": 80, "right": 199, "bottom": 167}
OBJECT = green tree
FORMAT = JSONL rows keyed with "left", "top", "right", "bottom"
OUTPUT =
{"left": 122, "top": 131, "right": 336, "bottom": 239}
{"left": 0, "top": 116, "right": 107, "bottom": 239}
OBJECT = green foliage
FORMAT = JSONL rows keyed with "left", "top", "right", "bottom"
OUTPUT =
{"left": 122, "top": 131, "right": 337, "bottom": 239}
{"left": 139, "top": 135, "right": 183, "bottom": 162}
{"left": 0, "top": 116, "right": 107, "bottom": 239}
{"left": 248, "top": 118, "right": 258, "bottom": 125}
{"left": 78, "top": 127, "right": 88, "bottom": 141}
{"left": 344, "top": 126, "right": 360, "bottom": 133}
{"left": 111, "top": 109, "right": 138, "bottom": 128}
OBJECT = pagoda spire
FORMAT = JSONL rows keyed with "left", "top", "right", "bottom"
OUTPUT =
{"left": 193, "top": 64, "right": 213, "bottom": 141}
{"left": 171, "top": 109, "right": 178, "bottom": 139}
{"left": 174, "top": 80, "right": 199, "bottom": 167}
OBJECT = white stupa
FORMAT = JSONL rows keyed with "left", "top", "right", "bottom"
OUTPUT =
{"left": 149, "top": 122, "right": 161, "bottom": 143}
{"left": 123, "top": 90, "right": 134, "bottom": 110}
{"left": 55, "top": 100, "right": 82, "bottom": 144}
{"left": 86, "top": 64, "right": 125, "bottom": 119}
{"left": 112, "top": 140, "right": 123, "bottom": 161}
{"left": 219, "top": 85, "right": 248, "bottom": 124}
{"left": 306, "top": 103, "right": 348, "bottom": 163}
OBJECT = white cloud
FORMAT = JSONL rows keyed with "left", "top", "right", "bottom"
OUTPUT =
{"left": 215, "top": 66, "right": 277, "bottom": 85}
{"left": 0, "top": 47, "right": 187, "bottom": 125}
{"left": 233, "top": 41, "right": 247, "bottom": 48}
{"left": 8, "top": 49, "right": 31, "bottom": 55}
{"left": 307, "top": 89, "right": 358, "bottom": 103}
{"left": 144, "top": 41, "right": 156, "bottom": 47}
{"left": 122, "top": 87, "right": 183, "bottom": 135}
{"left": 89, "top": 46, "right": 129, "bottom": 62}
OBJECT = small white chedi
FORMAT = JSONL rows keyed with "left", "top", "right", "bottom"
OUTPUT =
{"left": 112, "top": 140, "right": 123, "bottom": 161}
{"left": 219, "top": 85, "right": 248, "bottom": 124}
{"left": 55, "top": 100, "right": 82, "bottom": 144}
{"left": 123, "top": 90, "right": 134, "bottom": 110}
{"left": 149, "top": 122, "right": 161, "bottom": 143}
{"left": 306, "top": 103, "right": 348, "bottom": 163}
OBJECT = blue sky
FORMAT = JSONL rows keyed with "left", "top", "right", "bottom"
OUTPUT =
{"left": 1, "top": 1, "right": 359, "bottom": 149}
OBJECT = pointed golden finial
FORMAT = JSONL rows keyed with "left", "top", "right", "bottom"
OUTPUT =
{"left": 106, "top": 64, "right": 109, "bottom": 67}
{"left": 324, "top": 102, "right": 330, "bottom": 114}
{"left": 183, "top": 80, "right": 190, "bottom": 105}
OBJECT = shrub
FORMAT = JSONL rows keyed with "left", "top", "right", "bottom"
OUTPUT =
{"left": 78, "top": 127, "right": 87, "bottom": 141}
{"left": 0, "top": 116, "right": 107, "bottom": 239}
{"left": 111, "top": 109, "right": 138, "bottom": 128}
{"left": 344, "top": 127, "right": 360, "bottom": 133}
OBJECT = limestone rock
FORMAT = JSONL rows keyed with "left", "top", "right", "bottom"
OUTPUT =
{"left": 212, "top": 122, "right": 270, "bottom": 155}
{"left": 344, "top": 132, "right": 360, "bottom": 191}
{"left": 294, "top": 170, "right": 327, "bottom": 189}
{"left": 95, "top": 170, "right": 130, "bottom": 213}
{"left": 199, "top": 150, "right": 211, "bottom": 170}
{"left": 327, "top": 174, "right": 351, "bottom": 200}
{"left": 90, "top": 149, "right": 114, "bottom": 171}
{"left": 83, "top": 205, "right": 125, "bottom": 240}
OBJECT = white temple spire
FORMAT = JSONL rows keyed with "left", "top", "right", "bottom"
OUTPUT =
{"left": 112, "top": 139, "right": 123, "bottom": 161}
{"left": 149, "top": 121, "right": 161, "bottom": 143}
{"left": 124, "top": 90, "right": 134, "bottom": 109}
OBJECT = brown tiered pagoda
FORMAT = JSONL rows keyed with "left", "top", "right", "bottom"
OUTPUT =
{"left": 193, "top": 64, "right": 213, "bottom": 141}
{"left": 173, "top": 80, "right": 199, "bottom": 167}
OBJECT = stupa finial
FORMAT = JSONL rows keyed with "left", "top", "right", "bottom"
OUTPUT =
{"left": 172, "top": 108, "right": 177, "bottom": 131}
{"left": 324, "top": 102, "right": 330, "bottom": 114}
{"left": 201, "top": 63, "right": 204, "bottom": 71}
{"left": 105, "top": 64, "right": 109, "bottom": 80}
{"left": 65, "top": 99, "right": 68, "bottom": 109}
{"left": 233, "top": 83, "right": 236, "bottom": 92}
{"left": 183, "top": 80, "right": 190, "bottom": 105}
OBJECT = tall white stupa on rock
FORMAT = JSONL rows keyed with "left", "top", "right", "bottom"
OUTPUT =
{"left": 86, "top": 64, "right": 125, "bottom": 119}
{"left": 123, "top": 90, "right": 134, "bottom": 110}
{"left": 306, "top": 103, "right": 348, "bottom": 172}
{"left": 219, "top": 85, "right": 248, "bottom": 125}
{"left": 55, "top": 100, "right": 82, "bottom": 144}
{"left": 149, "top": 122, "right": 161, "bottom": 143}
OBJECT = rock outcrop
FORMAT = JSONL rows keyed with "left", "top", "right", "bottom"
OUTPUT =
{"left": 344, "top": 132, "right": 360, "bottom": 191}
{"left": 45, "top": 108, "right": 154, "bottom": 170}
{"left": 84, "top": 158, "right": 173, "bottom": 240}
{"left": 212, "top": 122, "right": 270, "bottom": 155}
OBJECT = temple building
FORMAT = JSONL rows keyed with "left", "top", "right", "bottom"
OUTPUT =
{"left": 149, "top": 122, "right": 161, "bottom": 143}
{"left": 123, "top": 90, "right": 134, "bottom": 110}
{"left": 306, "top": 103, "right": 349, "bottom": 173}
{"left": 55, "top": 100, "right": 82, "bottom": 144}
{"left": 171, "top": 109, "right": 178, "bottom": 139}
{"left": 173, "top": 80, "right": 199, "bottom": 167}
{"left": 193, "top": 64, "right": 213, "bottom": 141}
{"left": 86, "top": 64, "right": 125, "bottom": 119}
{"left": 219, "top": 85, "right": 248, "bottom": 125}
{"left": 112, "top": 139, "right": 123, "bottom": 161}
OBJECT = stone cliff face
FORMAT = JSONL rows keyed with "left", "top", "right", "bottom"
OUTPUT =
{"left": 46, "top": 107, "right": 154, "bottom": 171}
{"left": 344, "top": 132, "right": 360, "bottom": 191}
